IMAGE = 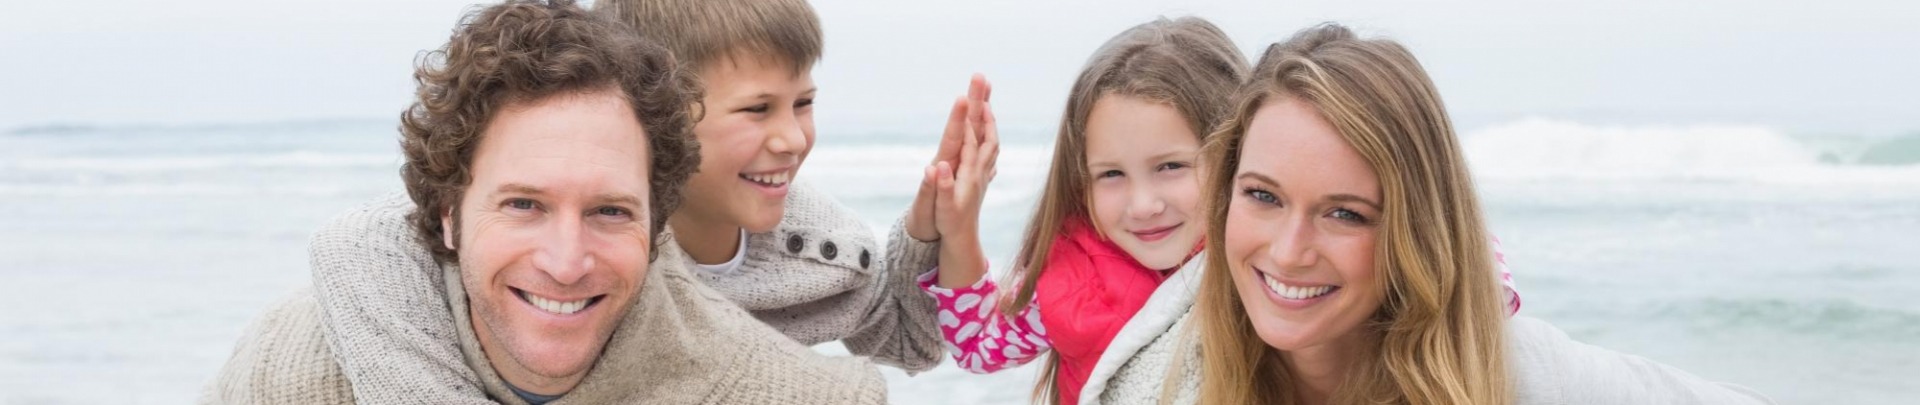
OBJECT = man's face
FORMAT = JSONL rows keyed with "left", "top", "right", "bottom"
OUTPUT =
{"left": 443, "top": 89, "right": 652, "bottom": 395}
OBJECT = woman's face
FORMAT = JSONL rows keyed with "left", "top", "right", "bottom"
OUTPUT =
{"left": 1224, "top": 97, "right": 1385, "bottom": 354}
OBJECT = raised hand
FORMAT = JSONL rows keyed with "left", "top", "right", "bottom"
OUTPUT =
{"left": 906, "top": 74, "right": 992, "bottom": 242}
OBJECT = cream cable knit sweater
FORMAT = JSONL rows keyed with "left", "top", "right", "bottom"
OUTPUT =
{"left": 201, "top": 228, "right": 887, "bottom": 404}
{"left": 1091, "top": 263, "right": 1775, "bottom": 405}
{"left": 306, "top": 183, "right": 941, "bottom": 403}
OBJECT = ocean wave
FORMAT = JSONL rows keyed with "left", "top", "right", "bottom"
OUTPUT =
{"left": 1462, "top": 118, "right": 1920, "bottom": 184}
{"left": 0, "top": 151, "right": 397, "bottom": 172}
{"left": 1648, "top": 297, "right": 1920, "bottom": 341}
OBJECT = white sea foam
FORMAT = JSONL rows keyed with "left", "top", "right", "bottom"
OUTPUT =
{"left": 1462, "top": 118, "right": 1920, "bottom": 185}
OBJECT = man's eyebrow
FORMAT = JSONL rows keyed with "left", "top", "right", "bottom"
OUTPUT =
{"left": 490, "top": 183, "right": 545, "bottom": 198}
{"left": 593, "top": 193, "right": 645, "bottom": 208}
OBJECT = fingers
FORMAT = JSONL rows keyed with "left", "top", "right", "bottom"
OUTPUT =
{"left": 969, "top": 73, "right": 992, "bottom": 104}
{"left": 977, "top": 100, "right": 1000, "bottom": 181}
{"left": 935, "top": 96, "right": 969, "bottom": 166}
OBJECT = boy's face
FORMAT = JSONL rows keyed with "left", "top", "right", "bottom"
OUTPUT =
{"left": 677, "top": 55, "right": 816, "bottom": 233}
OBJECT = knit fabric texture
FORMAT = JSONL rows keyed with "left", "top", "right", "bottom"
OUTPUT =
{"left": 304, "top": 182, "right": 940, "bottom": 403}
{"left": 201, "top": 228, "right": 889, "bottom": 404}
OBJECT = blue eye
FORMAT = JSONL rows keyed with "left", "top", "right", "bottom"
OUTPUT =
{"left": 505, "top": 198, "right": 537, "bottom": 211}
{"left": 596, "top": 206, "right": 630, "bottom": 218}
{"left": 1329, "top": 208, "right": 1369, "bottom": 224}
{"left": 1157, "top": 162, "right": 1189, "bottom": 172}
{"left": 1097, "top": 169, "right": 1124, "bottom": 179}
{"left": 1243, "top": 188, "right": 1278, "bottom": 205}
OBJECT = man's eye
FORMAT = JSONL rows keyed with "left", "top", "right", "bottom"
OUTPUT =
{"left": 596, "top": 206, "right": 630, "bottom": 217}
{"left": 505, "top": 198, "right": 537, "bottom": 211}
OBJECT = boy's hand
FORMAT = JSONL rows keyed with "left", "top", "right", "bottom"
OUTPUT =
{"left": 906, "top": 74, "right": 992, "bottom": 242}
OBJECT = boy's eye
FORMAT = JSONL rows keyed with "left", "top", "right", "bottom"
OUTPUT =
{"left": 740, "top": 103, "right": 770, "bottom": 114}
{"left": 1243, "top": 187, "right": 1278, "bottom": 205}
{"left": 1328, "top": 208, "right": 1369, "bottom": 224}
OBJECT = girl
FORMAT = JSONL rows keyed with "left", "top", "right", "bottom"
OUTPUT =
{"left": 920, "top": 17, "right": 1522, "bottom": 405}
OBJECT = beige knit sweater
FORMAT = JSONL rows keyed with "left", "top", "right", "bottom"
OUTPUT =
{"left": 201, "top": 230, "right": 888, "bottom": 404}
{"left": 1091, "top": 262, "right": 1774, "bottom": 405}
{"left": 307, "top": 184, "right": 941, "bottom": 403}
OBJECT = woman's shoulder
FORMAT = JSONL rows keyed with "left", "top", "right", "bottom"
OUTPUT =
{"left": 1505, "top": 316, "right": 1774, "bottom": 405}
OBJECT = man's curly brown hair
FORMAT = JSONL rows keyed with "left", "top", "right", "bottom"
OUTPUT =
{"left": 398, "top": 0, "right": 702, "bottom": 264}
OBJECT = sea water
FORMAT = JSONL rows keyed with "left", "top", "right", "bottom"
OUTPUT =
{"left": 2, "top": 118, "right": 1916, "bottom": 404}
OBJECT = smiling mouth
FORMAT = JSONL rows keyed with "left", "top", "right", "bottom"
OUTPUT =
{"left": 1256, "top": 271, "right": 1339, "bottom": 300}
{"left": 740, "top": 171, "right": 792, "bottom": 188}
{"left": 1130, "top": 223, "right": 1181, "bottom": 242}
{"left": 511, "top": 287, "right": 604, "bottom": 316}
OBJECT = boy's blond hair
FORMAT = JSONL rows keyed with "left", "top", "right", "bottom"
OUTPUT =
{"left": 594, "top": 0, "right": 823, "bottom": 75}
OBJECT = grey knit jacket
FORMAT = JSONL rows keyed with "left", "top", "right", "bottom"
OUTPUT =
{"left": 200, "top": 229, "right": 888, "bottom": 404}
{"left": 306, "top": 184, "right": 943, "bottom": 403}
{"left": 1089, "top": 259, "right": 1775, "bottom": 405}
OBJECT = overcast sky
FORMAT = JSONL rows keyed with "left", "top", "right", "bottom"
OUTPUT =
{"left": 3, "top": 0, "right": 1916, "bottom": 136}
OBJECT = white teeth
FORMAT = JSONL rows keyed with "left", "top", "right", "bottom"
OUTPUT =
{"left": 743, "top": 171, "right": 791, "bottom": 186}
{"left": 1261, "top": 274, "right": 1334, "bottom": 300}
{"left": 522, "top": 291, "right": 590, "bottom": 315}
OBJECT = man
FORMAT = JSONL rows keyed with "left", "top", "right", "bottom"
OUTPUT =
{"left": 200, "top": 1, "right": 885, "bottom": 403}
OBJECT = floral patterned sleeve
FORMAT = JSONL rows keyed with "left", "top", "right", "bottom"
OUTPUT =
{"left": 916, "top": 270, "right": 1053, "bottom": 374}
{"left": 1497, "top": 236, "right": 1522, "bottom": 315}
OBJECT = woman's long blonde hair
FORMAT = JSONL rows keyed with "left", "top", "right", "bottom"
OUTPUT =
{"left": 1002, "top": 16, "right": 1247, "bottom": 404}
{"left": 1191, "top": 23, "right": 1511, "bottom": 405}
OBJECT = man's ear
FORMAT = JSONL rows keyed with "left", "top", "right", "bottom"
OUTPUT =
{"left": 441, "top": 208, "right": 456, "bottom": 251}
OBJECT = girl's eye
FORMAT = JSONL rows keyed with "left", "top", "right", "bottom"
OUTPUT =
{"left": 1243, "top": 187, "right": 1278, "bottom": 205}
{"left": 740, "top": 103, "right": 770, "bottom": 114}
{"left": 1157, "top": 162, "right": 1189, "bottom": 172}
{"left": 794, "top": 98, "right": 814, "bottom": 109}
{"left": 1097, "top": 169, "right": 1125, "bottom": 179}
{"left": 1328, "top": 208, "right": 1370, "bottom": 224}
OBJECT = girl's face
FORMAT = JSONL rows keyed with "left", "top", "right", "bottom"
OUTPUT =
{"left": 1224, "top": 98, "right": 1385, "bottom": 355}
{"left": 676, "top": 56, "right": 816, "bottom": 233}
{"left": 1084, "top": 95, "right": 1205, "bottom": 270}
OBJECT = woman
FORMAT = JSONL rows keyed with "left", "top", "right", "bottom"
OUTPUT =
{"left": 1094, "top": 23, "right": 1773, "bottom": 405}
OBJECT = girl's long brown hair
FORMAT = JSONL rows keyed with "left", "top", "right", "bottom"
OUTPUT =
{"left": 1000, "top": 16, "right": 1247, "bottom": 404}
{"left": 1191, "top": 23, "right": 1511, "bottom": 405}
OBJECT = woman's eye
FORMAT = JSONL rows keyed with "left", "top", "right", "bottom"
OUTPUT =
{"left": 1328, "top": 208, "right": 1369, "bottom": 224}
{"left": 1243, "top": 188, "right": 1278, "bottom": 205}
{"left": 740, "top": 103, "right": 770, "bottom": 114}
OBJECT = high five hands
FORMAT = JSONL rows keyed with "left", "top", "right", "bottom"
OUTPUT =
{"left": 904, "top": 74, "right": 1000, "bottom": 289}
{"left": 907, "top": 74, "right": 1000, "bottom": 243}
